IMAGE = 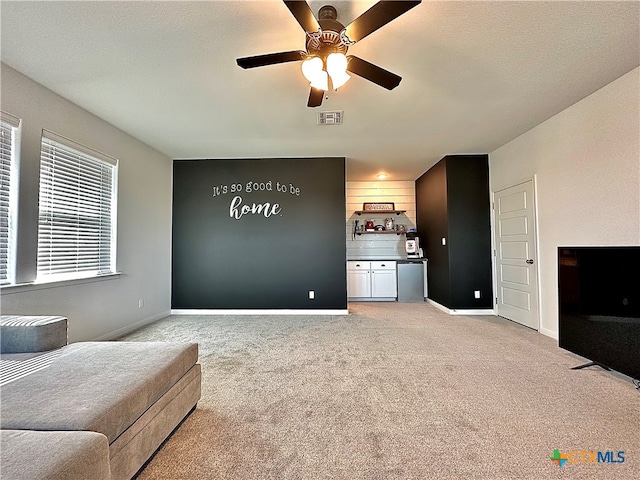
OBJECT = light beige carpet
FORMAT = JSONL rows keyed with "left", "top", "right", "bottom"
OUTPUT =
{"left": 120, "top": 302, "right": 640, "bottom": 480}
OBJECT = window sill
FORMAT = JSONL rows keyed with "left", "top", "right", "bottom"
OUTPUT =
{"left": 0, "top": 273, "right": 122, "bottom": 295}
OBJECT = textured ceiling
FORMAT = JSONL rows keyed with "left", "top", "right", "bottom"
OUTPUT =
{"left": 1, "top": 1, "right": 638, "bottom": 181}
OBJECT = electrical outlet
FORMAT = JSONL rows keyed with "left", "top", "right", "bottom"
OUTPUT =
{"left": 138, "top": 299, "right": 144, "bottom": 309}
{"left": 474, "top": 290, "right": 481, "bottom": 299}
{"left": 308, "top": 290, "right": 315, "bottom": 300}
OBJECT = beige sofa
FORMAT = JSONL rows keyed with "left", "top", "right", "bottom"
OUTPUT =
{"left": 0, "top": 316, "right": 201, "bottom": 480}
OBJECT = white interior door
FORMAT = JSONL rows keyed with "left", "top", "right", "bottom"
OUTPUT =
{"left": 493, "top": 180, "right": 539, "bottom": 330}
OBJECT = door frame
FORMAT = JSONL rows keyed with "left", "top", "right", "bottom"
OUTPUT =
{"left": 490, "top": 175, "right": 542, "bottom": 331}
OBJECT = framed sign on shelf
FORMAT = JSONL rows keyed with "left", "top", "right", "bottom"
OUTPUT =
{"left": 362, "top": 202, "right": 395, "bottom": 212}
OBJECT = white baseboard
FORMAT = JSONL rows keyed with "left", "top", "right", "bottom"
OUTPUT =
{"left": 452, "top": 309, "right": 495, "bottom": 316}
{"left": 94, "top": 310, "right": 170, "bottom": 341}
{"left": 171, "top": 309, "right": 349, "bottom": 315}
{"left": 426, "top": 299, "right": 494, "bottom": 316}
{"left": 348, "top": 298, "right": 397, "bottom": 302}
{"left": 426, "top": 299, "right": 450, "bottom": 313}
{"left": 539, "top": 326, "right": 558, "bottom": 340}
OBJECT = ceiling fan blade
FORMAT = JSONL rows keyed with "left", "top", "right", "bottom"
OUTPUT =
{"left": 283, "top": 0, "right": 321, "bottom": 34}
{"left": 346, "top": 56, "right": 402, "bottom": 90}
{"left": 342, "top": 1, "right": 421, "bottom": 44}
{"left": 236, "top": 50, "right": 306, "bottom": 69}
{"left": 307, "top": 87, "right": 324, "bottom": 107}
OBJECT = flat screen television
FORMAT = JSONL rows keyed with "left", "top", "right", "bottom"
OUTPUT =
{"left": 558, "top": 247, "right": 640, "bottom": 380}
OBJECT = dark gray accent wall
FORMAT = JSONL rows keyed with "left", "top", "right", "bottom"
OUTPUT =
{"left": 416, "top": 155, "right": 493, "bottom": 309}
{"left": 172, "top": 158, "right": 346, "bottom": 310}
{"left": 415, "top": 160, "right": 450, "bottom": 307}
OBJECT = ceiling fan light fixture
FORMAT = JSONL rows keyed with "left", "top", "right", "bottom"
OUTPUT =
{"left": 326, "top": 52, "right": 347, "bottom": 75}
{"left": 310, "top": 70, "right": 329, "bottom": 91}
{"left": 302, "top": 56, "right": 329, "bottom": 91}
{"left": 329, "top": 71, "right": 350, "bottom": 90}
{"left": 326, "top": 52, "right": 350, "bottom": 90}
{"left": 301, "top": 56, "right": 323, "bottom": 82}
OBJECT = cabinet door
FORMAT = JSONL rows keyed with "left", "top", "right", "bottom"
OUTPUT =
{"left": 347, "top": 270, "right": 371, "bottom": 297}
{"left": 371, "top": 269, "right": 397, "bottom": 298}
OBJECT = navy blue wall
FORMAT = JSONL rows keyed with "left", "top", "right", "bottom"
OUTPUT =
{"left": 172, "top": 158, "right": 346, "bottom": 309}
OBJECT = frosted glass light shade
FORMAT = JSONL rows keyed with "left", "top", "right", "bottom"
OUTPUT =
{"left": 301, "top": 54, "right": 349, "bottom": 91}
{"left": 326, "top": 53, "right": 348, "bottom": 75}
{"left": 301, "top": 57, "right": 323, "bottom": 82}
{"left": 326, "top": 53, "right": 350, "bottom": 90}
{"left": 330, "top": 71, "right": 350, "bottom": 89}
{"left": 310, "top": 70, "right": 329, "bottom": 91}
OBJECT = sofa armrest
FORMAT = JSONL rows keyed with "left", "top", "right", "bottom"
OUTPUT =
{"left": 0, "top": 429, "right": 110, "bottom": 480}
{"left": 0, "top": 315, "right": 68, "bottom": 353}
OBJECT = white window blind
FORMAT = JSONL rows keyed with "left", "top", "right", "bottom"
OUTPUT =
{"left": 37, "top": 131, "right": 118, "bottom": 281}
{"left": 0, "top": 112, "right": 20, "bottom": 286}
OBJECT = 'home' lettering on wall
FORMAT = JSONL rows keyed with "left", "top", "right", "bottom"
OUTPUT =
{"left": 229, "top": 196, "right": 280, "bottom": 219}
{"left": 212, "top": 180, "right": 301, "bottom": 220}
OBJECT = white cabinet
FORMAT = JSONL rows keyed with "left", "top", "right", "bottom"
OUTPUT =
{"left": 347, "top": 261, "right": 397, "bottom": 300}
{"left": 347, "top": 263, "right": 371, "bottom": 297}
{"left": 371, "top": 261, "right": 398, "bottom": 297}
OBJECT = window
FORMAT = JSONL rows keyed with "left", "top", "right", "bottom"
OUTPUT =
{"left": 37, "top": 131, "right": 118, "bottom": 281}
{"left": 0, "top": 112, "right": 20, "bottom": 286}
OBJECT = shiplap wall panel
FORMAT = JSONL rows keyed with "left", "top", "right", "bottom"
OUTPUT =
{"left": 346, "top": 181, "right": 416, "bottom": 259}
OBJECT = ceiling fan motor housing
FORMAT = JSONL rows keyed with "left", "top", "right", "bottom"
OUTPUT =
{"left": 306, "top": 6, "right": 348, "bottom": 57}
{"left": 318, "top": 5, "right": 337, "bottom": 20}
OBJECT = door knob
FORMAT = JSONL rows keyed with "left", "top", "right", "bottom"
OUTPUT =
{"left": 526, "top": 259, "right": 534, "bottom": 264}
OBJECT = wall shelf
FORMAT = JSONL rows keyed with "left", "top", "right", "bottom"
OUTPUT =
{"left": 354, "top": 210, "right": 406, "bottom": 216}
{"left": 356, "top": 231, "right": 404, "bottom": 236}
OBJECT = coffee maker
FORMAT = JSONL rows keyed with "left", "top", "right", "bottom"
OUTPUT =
{"left": 405, "top": 232, "right": 421, "bottom": 258}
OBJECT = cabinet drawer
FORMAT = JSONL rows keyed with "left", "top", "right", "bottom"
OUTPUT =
{"left": 347, "top": 261, "right": 371, "bottom": 270}
{"left": 370, "top": 261, "right": 396, "bottom": 270}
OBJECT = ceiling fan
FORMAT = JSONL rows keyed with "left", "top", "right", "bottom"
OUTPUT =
{"left": 236, "top": 1, "right": 421, "bottom": 107}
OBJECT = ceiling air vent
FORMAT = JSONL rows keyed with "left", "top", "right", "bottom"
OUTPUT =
{"left": 317, "top": 110, "right": 343, "bottom": 125}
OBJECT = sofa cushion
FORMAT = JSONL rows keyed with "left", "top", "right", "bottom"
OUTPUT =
{"left": 0, "top": 315, "right": 68, "bottom": 353}
{"left": 0, "top": 429, "right": 110, "bottom": 480}
{"left": 0, "top": 341, "right": 198, "bottom": 443}
{"left": 1, "top": 348, "right": 64, "bottom": 386}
